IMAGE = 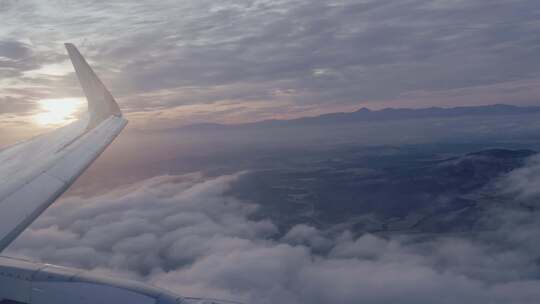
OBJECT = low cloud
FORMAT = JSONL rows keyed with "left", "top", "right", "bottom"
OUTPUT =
{"left": 498, "top": 155, "right": 540, "bottom": 202}
{"left": 7, "top": 165, "right": 540, "bottom": 304}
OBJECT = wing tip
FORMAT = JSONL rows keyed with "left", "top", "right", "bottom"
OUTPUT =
{"left": 65, "top": 42, "right": 123, "bottom": 129}
{"left": 64, "top": 43, "right": 79, "bottom": 58}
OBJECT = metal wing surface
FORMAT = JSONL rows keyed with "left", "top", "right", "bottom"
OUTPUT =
{"left": 0, "top": 43, "right": 127, "bottom": 252}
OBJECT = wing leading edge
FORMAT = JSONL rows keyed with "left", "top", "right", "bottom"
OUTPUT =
{"left": 0, "top": 43, "right": 127, "bottom": 252}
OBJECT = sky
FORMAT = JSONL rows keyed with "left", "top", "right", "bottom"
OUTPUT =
{"left": 1, "top": 0, "right": 540, "bottom": 139}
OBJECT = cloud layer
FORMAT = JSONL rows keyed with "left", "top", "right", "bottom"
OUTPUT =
{"left": 2, "top": 0, "right": 540, "bottom": 131}
{"left": 7, "top": 162, "right": 540, "bottom": 304}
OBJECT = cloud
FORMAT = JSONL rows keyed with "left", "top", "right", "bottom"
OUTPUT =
{"left": 0, "top": 39, "right": 40, "bottom": 81}
{"left": 2, "top": 0, "right": 540, "bottom": 128}
{"left": 0, "top": 40, "right": 32, "bottom": 60}
{"left": 8, "top": 173, "right": 278, "bottom": 276}
{"left": 497, "top": 155, "right": 540, "bottom": 202}
{"left": 0, "top": 96, "right": 36, "bottom": 115}
{"left": 6, "top": 165, "right": 540, "bottom": 303}
{"left": 282, "top": 224, "right": 332, "bottom": 251}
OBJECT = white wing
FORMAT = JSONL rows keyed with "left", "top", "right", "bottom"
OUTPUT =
{"left": 0, "top": 43, "right": 127, "bottom": 252}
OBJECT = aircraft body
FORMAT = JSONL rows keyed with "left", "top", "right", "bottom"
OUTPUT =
{"left": 0, "top": 44, "right": 232, "bottom": 304}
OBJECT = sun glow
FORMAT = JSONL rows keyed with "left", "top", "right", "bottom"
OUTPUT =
{"left": 33, "top": 98, "right": 85, "bottom": 127}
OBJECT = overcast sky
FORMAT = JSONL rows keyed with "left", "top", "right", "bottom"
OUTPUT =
{"left": 1, "top": 0, "right": 540, "bottom": 134}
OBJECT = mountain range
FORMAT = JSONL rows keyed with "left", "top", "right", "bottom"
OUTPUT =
{"left": 183, "top": 104, "right": 540, "bottom": 131}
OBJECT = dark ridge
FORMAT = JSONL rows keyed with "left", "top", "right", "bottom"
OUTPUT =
{"left": 466, "top": 149, "right": 537, "bottom": 159}
{"left": 180, "top": 104, "right": 540, "bottom": 131}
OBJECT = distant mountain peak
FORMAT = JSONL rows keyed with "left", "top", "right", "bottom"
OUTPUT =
{"left": 355, "top": 107, "right": 372, "bottom": 113}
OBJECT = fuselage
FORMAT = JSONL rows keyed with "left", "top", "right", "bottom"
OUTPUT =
{"left": 0, "top": 256, "right": 181, "bottom": 304}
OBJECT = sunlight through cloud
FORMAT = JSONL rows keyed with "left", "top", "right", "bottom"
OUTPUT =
{"left": 33, "top": 97, "right": 85, "bottom": 127}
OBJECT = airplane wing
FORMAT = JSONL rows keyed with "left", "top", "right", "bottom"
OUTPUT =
{"left": 0, "top": 43, "right": 127, "bottom": 252}
{"left": 182, "top": 297, "right": 245, "bottom": 304}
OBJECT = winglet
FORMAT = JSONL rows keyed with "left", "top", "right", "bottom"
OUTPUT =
{"left": 65, "top": 43, "right": 122, "bottom": 130}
